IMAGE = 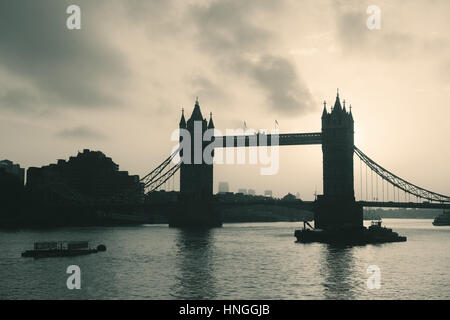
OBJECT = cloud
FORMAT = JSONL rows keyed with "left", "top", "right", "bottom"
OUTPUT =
{"left": 190, "top": 0, "right": 273, "bottom": 55}
{"left": 331, "top": 1, "right": 450, "bottom": 59}
{"left": 235, "top": 55, "right": 314, "bottom": 114}
{"left": 0, "top": 87, "right": 38, "bottom": 113}
{"left": 189, "top": 0, "right": 316, "bottom": 115}
{"left": 188, "top": 75, "right": 229, "bottom": 102}
{"left": 332, "top": 0, "right": 450, "bottom": 85}
{"left": 0, "top": 0, "right": 316, "bottom": 117}
{"left": 0, "top": 0, "right": 128, "bottom": 112}
{"left": 56, "top": 126, "right": 106, "bottom": 140}
{"left": 334, "top": 3, "right": 414, "bottom": 57}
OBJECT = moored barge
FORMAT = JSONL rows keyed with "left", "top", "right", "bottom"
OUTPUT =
{"left": 295, "top": 219, "right": 406, "bottom": 245}
{"left": 21, "top": 241, "right": 106, "bottom": 258}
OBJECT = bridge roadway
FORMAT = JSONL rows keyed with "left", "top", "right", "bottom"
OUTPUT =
{"left": 214, "top": 132, "right": 322, "bottom": 147}
{"left": 357, "top": 201, "right": 450, "bottom": 210}
{"left": 216, "top": 199, "right": 315, "bottom": 211}
{"left": 216, "top": 200, "right": 450, "bottom": 210}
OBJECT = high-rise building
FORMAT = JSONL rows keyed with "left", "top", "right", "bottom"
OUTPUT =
{"left": 237, "top": 188, "right": 247, "bottom": 195}
{"left": 218, "top": 181, "right": 229, "bottom": 194}
{"left": 248, "top": 189, "right": 256, "bottom": 196}
{"left": 264, "top": 190, "right": 272, "bottom": 197}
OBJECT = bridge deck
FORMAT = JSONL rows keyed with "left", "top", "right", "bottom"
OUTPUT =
{"left": 216, "top": 200, "right": 315, "bottom": 211}
{"left": 214, "top": 132, "right": 322, "bottom": 147}
{"left": 358, "top": 201, "right": 450, "bottom": 210}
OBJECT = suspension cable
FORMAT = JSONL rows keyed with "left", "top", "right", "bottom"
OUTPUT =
{"left": 354, "top": 146, "right": 450, "bottom": 203}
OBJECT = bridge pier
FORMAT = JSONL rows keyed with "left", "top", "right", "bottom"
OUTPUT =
{"left": 314, "top": 196, "right": 363, "bottom": 230}
{"left": 169, "top": 201, "right": 221, "bottom": 228}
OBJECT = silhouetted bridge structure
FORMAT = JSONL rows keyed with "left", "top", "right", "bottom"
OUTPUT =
{"left": 217, "top": 132, "right": 322, "bottom": 146}
{"left": 357, "top": 201, "right": 450, "bottom": 210}
{"left": 217, "top": 200, "right": 450, "bottom": 211}
{"left": 142, "top": 93, "right": 449, "bottom": 228}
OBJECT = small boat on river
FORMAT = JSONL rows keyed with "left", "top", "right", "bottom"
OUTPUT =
{"left": 21, "top": 241, "right": 106, "bottom": 258}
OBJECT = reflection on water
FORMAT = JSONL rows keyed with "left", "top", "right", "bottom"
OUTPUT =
{"left": 0, "top": 220, "right": 449, "bottom": 299}
{"left": 172, "top": 229, "right": 217, "bottom": 299}
{"left": 319, "top": 245, "right": 358, "bottom": 299}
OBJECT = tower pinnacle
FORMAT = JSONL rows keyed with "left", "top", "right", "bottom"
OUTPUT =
{"left": 322, "top": 100, "right": 327, "bottom": 118}
{"left": 208, "top": 111, "right": 215, "bottom": 129}
{"left": 191, "top": 97, "right": 203, "bottom": 120}
{"left": 333, "top": 89, "right": 342, "bottom": 111}
{"left": 179, "top": 107, "right": 186, "bottom": 128}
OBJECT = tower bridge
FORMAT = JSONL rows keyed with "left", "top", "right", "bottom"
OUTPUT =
{"left": 142, "top": 92, "right": 450, "bottom": 228}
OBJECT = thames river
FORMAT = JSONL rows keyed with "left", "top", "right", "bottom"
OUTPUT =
{"left": 0, "top": 219, "right": 449, "bottom": 299}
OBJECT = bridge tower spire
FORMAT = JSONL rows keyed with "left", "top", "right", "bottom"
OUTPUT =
{"left": 333, "top": 89, "right": 342, "bottom": 111}
{"left": 208, "top": 112, "right": 215, "bottom": 129}
{"left": 179, "top": 108, "right": 186, "bottom": 128}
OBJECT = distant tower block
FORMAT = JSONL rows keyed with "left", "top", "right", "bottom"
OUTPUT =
{"left": 238, "top": 188, "right": 247, "bottom": 195}
{"left": 218, "top": 181, "right": 229, "bottom": 194}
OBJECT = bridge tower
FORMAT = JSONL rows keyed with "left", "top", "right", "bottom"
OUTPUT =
{"left": 179, "top": 98, "right": 214, "bottom": 200}
{"left": 315, "top": 91, "right": 362, "bottom": 230}
{"left": 173, "top": 98, "right": 221, "bottom": 227}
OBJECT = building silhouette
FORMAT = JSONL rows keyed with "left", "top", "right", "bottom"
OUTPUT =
{"left": 0, "top": 160, "right": 25, "bottom": 185}
{"left": 218, "top": 181, "right": 229, "bottom": 194}
{"left": 0, "top": 160, "right": 25, "bottom": 219}
{"left": 238, "top": 188, "right": 247, "bottom": 195}
{"left": 26, "top": 149, "right": 144, "bottom": 205}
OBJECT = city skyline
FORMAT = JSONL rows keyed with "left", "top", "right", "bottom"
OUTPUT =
{"left": 1, "top": 0, "right": 449, "bottom": 200}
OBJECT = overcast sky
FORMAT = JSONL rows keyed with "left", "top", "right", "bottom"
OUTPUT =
{"left": 0, "top": 0, "right": 449, "bottom": 199}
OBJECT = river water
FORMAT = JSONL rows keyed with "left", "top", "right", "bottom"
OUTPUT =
{"left": 0, "top": 219, "right": 449, "bottom": 299}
